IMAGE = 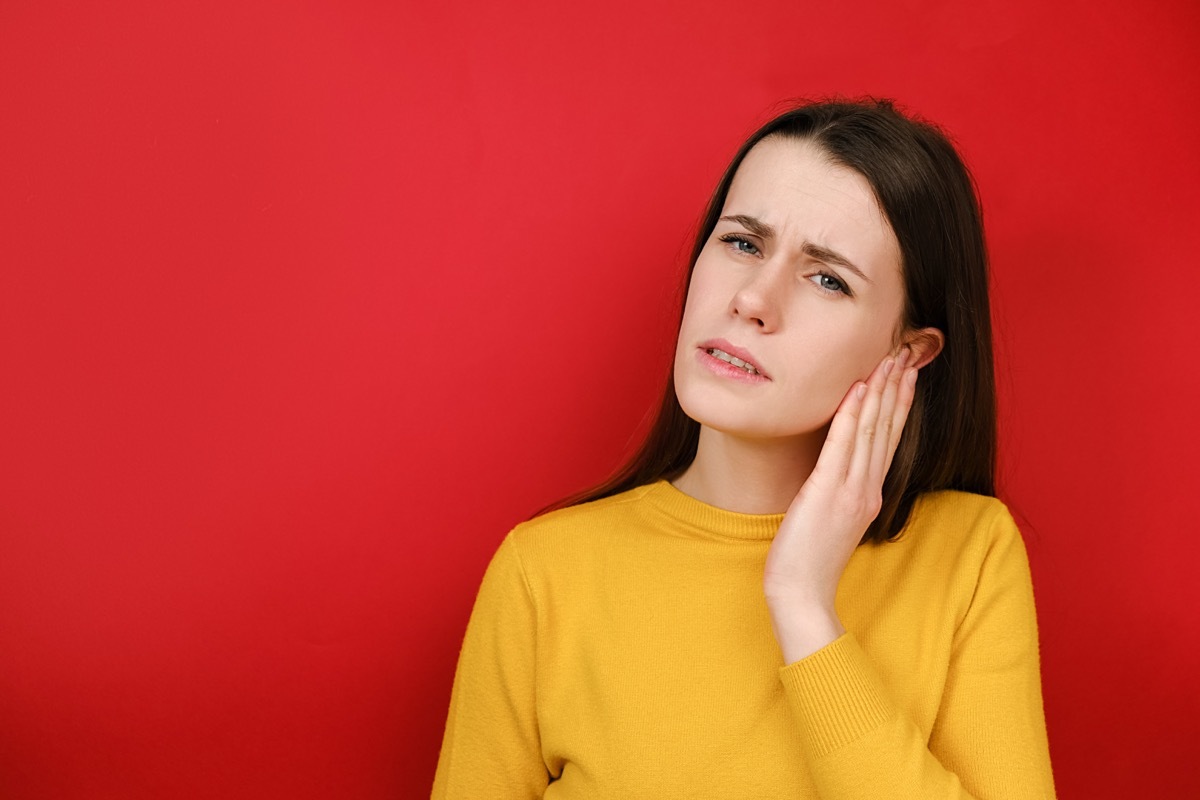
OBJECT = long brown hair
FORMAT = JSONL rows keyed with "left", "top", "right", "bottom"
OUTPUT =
{"left": 535, "top": 98, "right": 996, "bottom": 545}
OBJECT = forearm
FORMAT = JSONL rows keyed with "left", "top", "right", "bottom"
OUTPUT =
{"left": 777, "top": 630, "right": 982, "bottom": 800}
{"left": 771, "top": 621, "right": 1055, "bottom": 800}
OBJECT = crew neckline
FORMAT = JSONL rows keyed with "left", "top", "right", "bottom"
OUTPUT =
{"left": 642, "top": 479, "right": 786, "bottom": 541}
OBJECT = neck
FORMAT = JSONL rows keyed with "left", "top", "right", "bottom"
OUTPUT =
{"left": 670, "top": 425, "right": 826, "bottom": 514}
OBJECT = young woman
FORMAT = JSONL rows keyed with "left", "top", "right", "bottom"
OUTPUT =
{"left": 432, "top": 99, "right": 1057, "bottom": 799}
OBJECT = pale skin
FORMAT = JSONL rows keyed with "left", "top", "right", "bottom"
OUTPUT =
{"left": 670, "top": 137, "right": 945, "bottom": 665}
{"left": 762, "top": 347, "right": 928, "bottom": 663}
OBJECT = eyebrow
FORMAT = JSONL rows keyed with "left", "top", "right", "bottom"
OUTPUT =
{"left": 718, "top": 214, "right": 873, "bottom": 284}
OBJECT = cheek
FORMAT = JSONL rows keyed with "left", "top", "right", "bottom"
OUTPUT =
{"left": 675, "top": 264, "right": 723, "bottom": 343}
{"left": 783, "top": 318, "right": 895, "bottom": 398}
{"left": 672, "top": 291, "right": 701, "bottom": 385}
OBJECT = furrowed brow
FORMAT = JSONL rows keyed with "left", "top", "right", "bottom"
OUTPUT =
{"left": 720, "top": 213, "right": 873, "bottom": 284}
{"left": 719, "top": 214, "right": 775, "bottom": 239}
{"left": 802, "top": 243, "right": 872, "bottom": 284}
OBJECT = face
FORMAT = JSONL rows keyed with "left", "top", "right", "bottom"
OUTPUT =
{"left": 673, "top": 136, "right": 909, "bottom": 440}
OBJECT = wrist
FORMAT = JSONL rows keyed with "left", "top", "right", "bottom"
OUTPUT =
{"left": 766, "top": 601, "right": 846, "bottom": 665}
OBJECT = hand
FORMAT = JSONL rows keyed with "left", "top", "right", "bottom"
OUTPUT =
{"left": 763, "top": 347, "right": 920, "bottom": 661}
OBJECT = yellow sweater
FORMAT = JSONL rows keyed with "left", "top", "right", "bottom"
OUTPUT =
{"left": 432, "top": 480, "right": 1056, "bottom": 799}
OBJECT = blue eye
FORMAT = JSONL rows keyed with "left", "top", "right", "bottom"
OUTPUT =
{"left": 718, "top": 233, "right": 759, "bottom": 256}
{"left": 810, "top": 272, "right": 850, "bottom": 295}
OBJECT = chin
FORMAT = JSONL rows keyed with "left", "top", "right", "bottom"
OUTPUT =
{"left": 678, "top": 396, "right": 802, "bottom": 440}
{"left": 674, "top": 357, "right": 839, "bottom": 438}
{"left": 678, "top": 388, "right": 835, "bottom": 441}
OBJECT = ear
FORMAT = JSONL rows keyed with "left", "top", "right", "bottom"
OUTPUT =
{"left": 899, "top": 327, "right": 945, "bottom": 370}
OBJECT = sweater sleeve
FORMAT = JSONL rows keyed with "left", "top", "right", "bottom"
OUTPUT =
{"left": 431, "top": 531, "right": 549, "bottom": 799}
{"left": 777, "top": 505, "right": 1057, "bottom": 799}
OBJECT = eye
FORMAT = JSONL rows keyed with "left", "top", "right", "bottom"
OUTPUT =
{"left": 717, "top": 233, "right": 760, "bottom": 256}
{"left": 810, "top": 271, "right": 851, "bottom": 296}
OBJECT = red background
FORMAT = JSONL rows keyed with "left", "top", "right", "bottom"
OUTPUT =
{"left": 2, "top": 1, "right": 1197, "bottom": 797}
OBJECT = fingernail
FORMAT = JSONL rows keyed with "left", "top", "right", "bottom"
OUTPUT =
{"left": 883, "top": 358, "right": 895, "bottom": 377}
{"left": 856, "top": 383, "right": 867, "bottom": 399}
{"left": 898, "top": 347, "right": 911, "bottom": 367}
{"left": 906, "top": 368, "right": 918, "bottom": 385}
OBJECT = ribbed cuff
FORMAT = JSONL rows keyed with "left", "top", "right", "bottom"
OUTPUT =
{"left": 778, "top": 632, "right": 896, "bottom": 758}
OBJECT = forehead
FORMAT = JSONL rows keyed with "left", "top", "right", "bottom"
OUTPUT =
{"left": 724, "top": 136, "right": 900, "bottom": 274}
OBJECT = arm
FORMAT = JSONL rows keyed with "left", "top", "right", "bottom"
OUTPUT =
{"left": 774, "top": 506, "right": 1056, "bottom": 799}
{"left": 431, "top": 532, "right": 548, "bottom": 799}
{"left": 764, "top": 349, "right": 1055, "bottom": 798}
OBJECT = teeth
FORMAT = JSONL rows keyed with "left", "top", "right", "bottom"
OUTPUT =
{"left": 707, "top": 348, "right": 760, "bottom": 375}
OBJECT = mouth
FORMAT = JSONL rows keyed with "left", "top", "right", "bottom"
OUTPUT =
{"left": 696, "top": 338, "right": 768, "bottom": 381}
{"left": 703, "top": 347, "right": 763, "bottom": 376}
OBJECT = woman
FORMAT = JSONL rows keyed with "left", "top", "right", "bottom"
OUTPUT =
{"left": 431, "top": 99, "right": 1057, "bottom": 799}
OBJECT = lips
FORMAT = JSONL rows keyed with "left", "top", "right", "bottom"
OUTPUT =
{"left": 698, "top": 338, "right": 769, "bottom": 379}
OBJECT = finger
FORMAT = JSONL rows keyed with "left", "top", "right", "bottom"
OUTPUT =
{"left": 868, "top": 346, "right": 910, "bottom": 486}
{"left": 882, "top": 366, "right": 919, "bottom": 475}
{"left": 814, "top": 378, "right": 867, "bottom": 480}
{"left": 846, "top": 353, "right": 895, "bottom": 485}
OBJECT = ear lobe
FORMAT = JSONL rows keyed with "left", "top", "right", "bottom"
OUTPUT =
{"left": 903, "top": 327, "right": 945, "bottom": 370}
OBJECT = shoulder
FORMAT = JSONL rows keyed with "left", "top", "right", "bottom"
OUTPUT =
{"left": 501, "top": 482, "right": 659, "bottom": 560}
{"left": 903, "top": 490, "right": 1021, "bottom": 547}
{"left": 907, "top": 489, "right": 1013, "bottom": 528}
{"left": 899, "top": 490, "right": 1032, "bottom": 594}
{"left": 895, "top": 490, "right": 1028, "bottom": 577}
{"left": 879, "top": 492, "right": 1038, "bottom": 644}
{"left": 518, "top": 482, "right": 656, "bottom": 533}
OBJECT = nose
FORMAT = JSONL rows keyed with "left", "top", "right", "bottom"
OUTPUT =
{"left": 729, "top": 260, "right": 786, "bottom": 331}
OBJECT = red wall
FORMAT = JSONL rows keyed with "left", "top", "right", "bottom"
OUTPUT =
{"left": 2, "top": 1, "right": 1197, "bottom": 797}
